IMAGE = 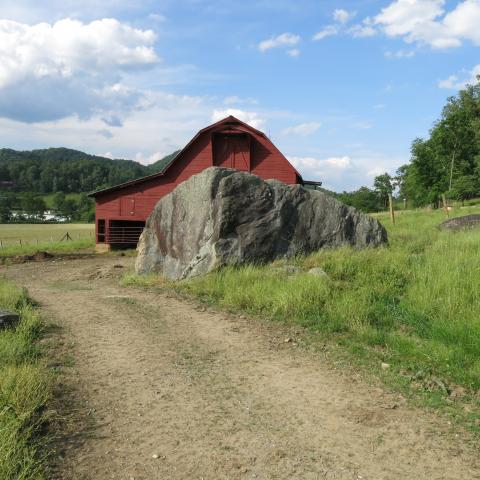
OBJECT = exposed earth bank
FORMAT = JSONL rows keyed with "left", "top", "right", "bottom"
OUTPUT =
{"left": 2, "top": 256, "right": 479, "bottom": 479}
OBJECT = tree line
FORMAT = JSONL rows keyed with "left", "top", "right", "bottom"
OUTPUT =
{"left": 337, "top": 77, "right": 480, "bottom": 213}
{"left": 0, "top": 148, "right": 178, "bottom": 194}
{"left": 0, "top": 192, "right": 95, "bottom": 223}
{"left": 0, "top": 149, "right": 179, "bottom": 223}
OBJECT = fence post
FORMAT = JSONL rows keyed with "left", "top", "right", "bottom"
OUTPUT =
{"left": 388, "top": 194, "right": 396, "bottom": 225}
{"left": 442, "top": 194, "right": 450, "bottom": 218}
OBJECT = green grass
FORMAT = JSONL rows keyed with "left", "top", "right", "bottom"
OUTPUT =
{"left": 0, "top": 239, "right": 94, "bottom": 258}
{"left": 0, "top": 278, "right": 52, "bottom": 479}
{"left": 124, "top": 206, "right": 480, "bottom": 431}
{"left": 0, "top": 224, "right": 95, "bottom": 257}
{"left": 0, "top": 223, "right": 94, "bottom": 246}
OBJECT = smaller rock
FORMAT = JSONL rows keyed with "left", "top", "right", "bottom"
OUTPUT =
{"left": 307, "top": 267, "right": 328, "bottom": 278}
{"left": 284, "top": 338, "right": 294, "bottom": 343}
{"left": 0, "top": 310, "right": 20, "bottom": 330}
{"left": 381, "top": 362, "right": 390, "bottom": 370}
{"left": 439, "top": 214, "right": 480, "bottom": 231}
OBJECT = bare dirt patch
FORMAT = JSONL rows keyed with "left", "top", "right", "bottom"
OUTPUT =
{"left": 2, "top": 256, "right": 479, "bottom": 479}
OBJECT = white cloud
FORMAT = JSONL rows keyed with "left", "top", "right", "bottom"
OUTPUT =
{"left": 443, "top": 0, "right": 480, "bottom": 43}
{"left": 438, "top": 64, "right": 480, "bottom": 89}
{"left": 349, "top": 20, "right": 377, "bottom": 38}
{"left": 287, "top": 152, "right": 404, "bottom": 191}
{"left": 98, "top": 151, "right": 114, "bottom": 159}
{"left": 372, "top": 0, "right": 480, "bottom": 48}
{"left": 0, "top": 89, "right": 214, "bottom": 165}
{"left": 353, "top": 121, "right": 372, "bottom": 130}
{"left": 288, "top": 155, "right": 352, "bottom": 187}
{"left": 313, "top": 25, "right": 338, "bottom": 41}
{"left": 375, "top": 0, "right": 444, "bottom": 37}
{"left": 258, "top": 32, "right": 300, "bottom": 52}
{"left": 286, "top": 48, "right": 301, "bottom": 57}
{"left": 0, "top": 17, "right": 158, "bottom": 122}
{"left": 314, "top": 8, "right": 358, "bottom": 41}
{"left": 148, "top": 13, "right": 166, "bottom": 22}
{"left": 134, "top": 151, "right": 168, "bottom": 166}
{"left": 384, "top": 49, "right": 416, "bottom": 58}
{"left": 283, "top": 122, "right": 321, "bottom": 136}
{"left": 211, "top": 108, "right": 266, "bottom": 129}
{"left": 97, "top": 129, "right": 113, "bottom": 139}
{"left": 333, "top": 9, "right": 355, "bottom": 24}
{"left": 223, "top": 96, "right": 258, "bottom": 105}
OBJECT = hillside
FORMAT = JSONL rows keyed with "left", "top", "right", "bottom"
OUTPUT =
{"left": 0, "top": 148, "right": 180, "bottom": 194}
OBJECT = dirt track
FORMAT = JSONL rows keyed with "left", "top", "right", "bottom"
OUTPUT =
{"left": 3, "top": 256, "right": 480, "bottom": 479}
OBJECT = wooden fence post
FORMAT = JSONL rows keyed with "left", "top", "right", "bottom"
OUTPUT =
{"left": 388, "top": 194, "right": 396, "bottom": 225}
{"left": 442, "top": 194, "right": 450, "bottom": 218}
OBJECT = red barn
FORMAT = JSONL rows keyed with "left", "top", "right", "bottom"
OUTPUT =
{"left": 90, "top": 116, "right": 321, "bottom": 249}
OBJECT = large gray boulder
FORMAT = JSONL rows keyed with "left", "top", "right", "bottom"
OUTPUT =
{"left": 136, "top": 167, "right": 387, "bottom": 280}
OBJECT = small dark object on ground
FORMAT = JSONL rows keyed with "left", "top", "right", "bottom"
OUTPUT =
{"left": 439, "top": 214, "right": 480, "bottom": 232}
{"left": 0, "top": 310, "right": 20, "bottom": 330}
{"left": 11, "top": 251, "right": 54, "bottom": 264}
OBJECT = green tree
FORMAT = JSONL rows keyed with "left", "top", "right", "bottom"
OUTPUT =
{"left": 22, "top": 193, "right": 46, "bottom": 218}
{"left": 407, "top": 76, "right": 480, "bottom": 207}
{"left": 338, "top": 187, "right": 382, "bottom": 213}
{"left": 373, "top": 173, "right": 394, "bottom": 208}
{"left": 0, "top": 196, "right": 12, "bottom": 222}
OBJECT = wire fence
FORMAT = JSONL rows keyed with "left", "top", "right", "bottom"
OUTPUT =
{"left": 0, "top": 231, "right": 95, "bottom": 249}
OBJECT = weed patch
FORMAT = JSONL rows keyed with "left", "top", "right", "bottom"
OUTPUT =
{"left": 0, "top": 278, "right": 52, "bottom": 479}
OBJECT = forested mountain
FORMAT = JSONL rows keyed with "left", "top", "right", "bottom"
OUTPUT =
{"left": 0, "top": 148, "right": 180, "bottom": 194}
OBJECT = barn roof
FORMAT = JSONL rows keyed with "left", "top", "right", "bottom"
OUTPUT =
{"left": 89, "top": 115, "right": 303, "bottom": 197}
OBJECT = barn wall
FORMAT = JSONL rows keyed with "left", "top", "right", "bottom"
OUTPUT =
{"left": 95, "top": 132, "right": 213, "bottom": 223}
{"left": 94, "top": 126, "right": 300, "bottom": 244}
{"left": 251, "top": 136, "right": 297, "bottom": 184}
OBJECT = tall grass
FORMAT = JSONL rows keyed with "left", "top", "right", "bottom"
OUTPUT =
{"left": 0, "top": 279, "right": 51, "bottom": 480}
{"left": 176, "top": 207, "right": 480, "bottom": 393}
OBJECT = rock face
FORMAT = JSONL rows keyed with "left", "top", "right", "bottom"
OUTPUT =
{"left": 136, "top": 167, "right": 387, "bottom": 280}
{"left": 439, "top": 214, "right": 480, "bottom": 231}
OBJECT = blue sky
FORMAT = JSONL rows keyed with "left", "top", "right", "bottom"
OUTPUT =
{"left": 0, "top": 0, "right": 478, "bottom": 191}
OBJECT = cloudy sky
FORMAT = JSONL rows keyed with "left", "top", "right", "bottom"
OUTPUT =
{"left": 0, "top": 0, "right": 478, "bottom": 191}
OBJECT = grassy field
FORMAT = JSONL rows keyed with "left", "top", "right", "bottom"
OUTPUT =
{"left": 0, "top": 279, "right": 52, "bottom": 479}
{"left": 124, "top": 206, "right": 480, "bottom": 430}
{"left": 0, "top": 224, "right": 95, "bottom": 256}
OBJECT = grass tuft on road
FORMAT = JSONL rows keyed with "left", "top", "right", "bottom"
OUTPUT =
{"left": 0, "top": 278, "right": 52, "bottom": 480}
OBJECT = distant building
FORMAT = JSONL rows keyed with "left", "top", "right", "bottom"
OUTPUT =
{"left": 89, "top": 116, "right": 321, "bottom": 249}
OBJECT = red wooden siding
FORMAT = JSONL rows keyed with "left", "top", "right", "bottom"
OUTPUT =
{"left": 92, "top": 116, "right": 303, "bottom": 245}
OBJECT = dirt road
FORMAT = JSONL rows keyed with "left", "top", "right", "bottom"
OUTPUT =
{"left": 3, "top": 256, "right": 479, "bottom": 479}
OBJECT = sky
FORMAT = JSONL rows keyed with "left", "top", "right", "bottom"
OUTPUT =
{"left": 0, "top": 0, "right": 478, "bottom": 191}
